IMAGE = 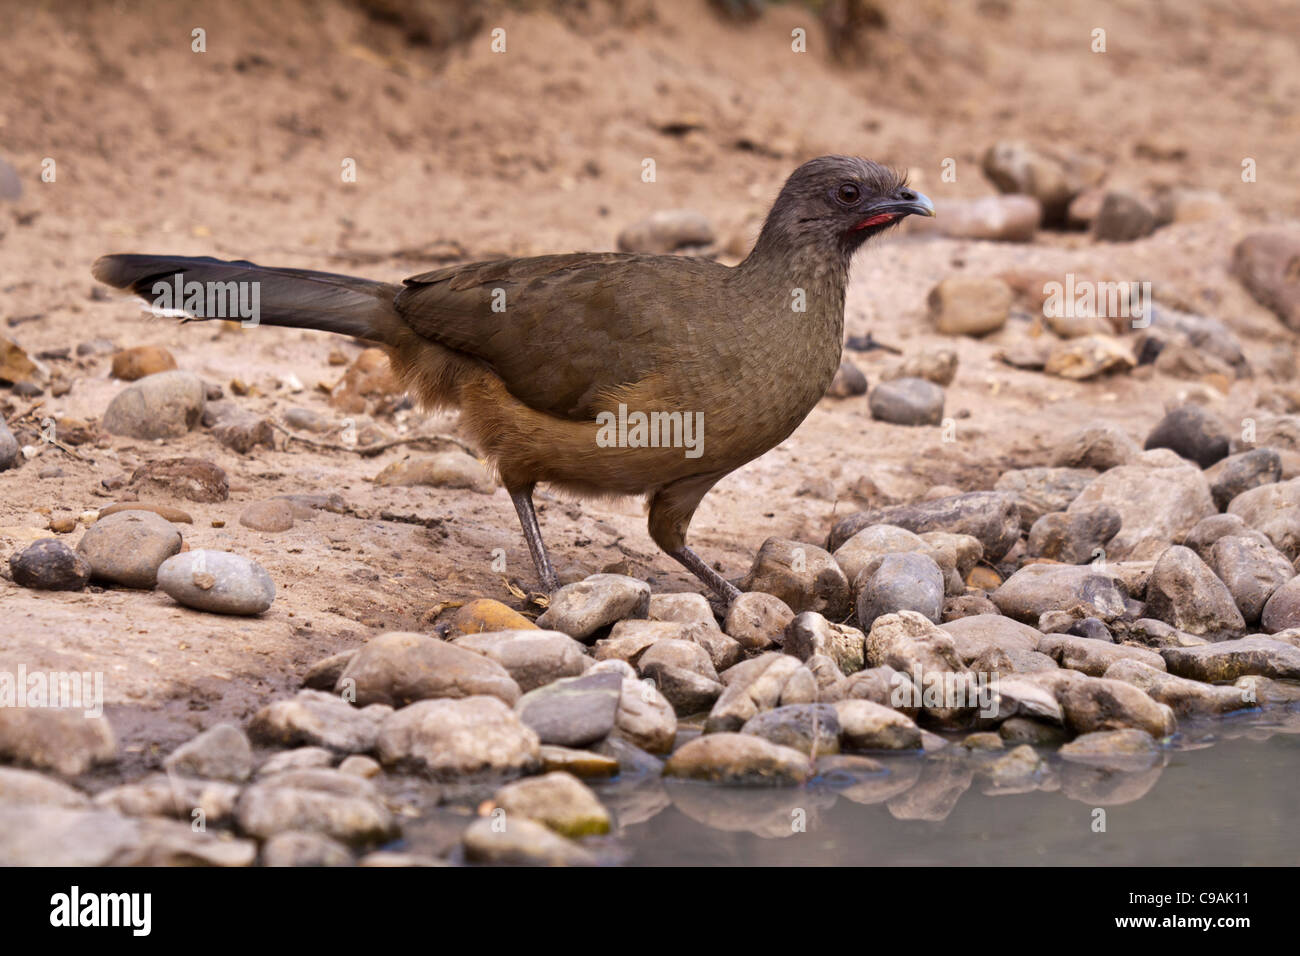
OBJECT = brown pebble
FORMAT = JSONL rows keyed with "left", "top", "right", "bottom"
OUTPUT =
{"left": 48, "top": 516, "right": 78, "bottom": 533}
{"left": 239, "top": 499, "right": 295, "bottom": 532}
{"left": 110, "top": 345, "right": 177, "bottom": 381}
{"left": 966, "top": 566, "right": 1002, "bottom": 590}
{"left": 99, "top": 502, "right": 194, "bottom": 523}
{"left": 211, "top": 519, "right": 226, "bottom": 528}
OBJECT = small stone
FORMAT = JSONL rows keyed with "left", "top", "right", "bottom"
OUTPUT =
{"left": 1227, "top": 478, "right": 1300, "bottom": 560}
{"left": 337, "top": 755, "right": 381, "bottom": 778}
{"left": 723, "top": 591, "right": 794, "bottom": 651}
{"left": 741, "top": 703, "right": 840, "bottom": 755}
{"left": 1026, "top": 506, "right": 1121, "bottom": 564}
{"left": 0, "top": 767, "right": 90, "bottom": 808}
{"left": 515, "top": 671, "right": 623, "bottom": 748}
{"left": 1052, "top": 424, "right": 1142, "bottom": 470}
{"left": 1038, "top": 633, "right": 1166, "bottom": 677}
{"left": 110, "top": 346, "right": 177, "bottom": 381}
{"left": 157, "top": 550, "right": 275, "bottom": 615}
{"left": 1092, "top": 191, "right": 1156, "bottom": 241}
{"left": 739, "top": 537, "right": 850, "bottom": 619}
{"left": 373, "top": 452, "right": 495, "bottom": 494}
{"left": 1161, "top": 636, "right": 1300, "bottom": 681}
{"left": 1144, "top": 405, "right": 1231, "bottom": 468}
{"left": 1232, "top": 231, "right": 1300, "bottom": 331}
{"left": 856, "top": 551, "right": 945, "bottom": 630}
{"left": 258, "top": 747, "right": 334, "bottom": 776}
{"left": 538, "top": 745, "right": 620, "bottom": 779}
{"left": 211, "top": 412, "right": 276, "bottom": 454}
{"left": 869, "top": 377, "right": 945, "bottom": 426}
{"left": 981, "top": 140, "right": 1078, "bottom": 225}
{"left": 461, "top": 815, "right": 594, "bottom": 866}
{"left": 102, "top": 370, "right": 205, "bottom": 439}
{"left": 616, "top": 209, "right": 714, "bottom": 254}
{"left": 705, "top": 653, "right": 803, "bottom": 732}
{"left": 913, "top": 194, "right": 1040, "bottom": 241}
{"left": 992, "top": 563, "right": 1126, "bottom": 624}
{"left": 834, "top": 699, "right": 922, "bottom": 750}
{"left": 236, "top": 769, "right": 397, "bottom": 845}
{"left": 784, "top": 611, "right": 866, "bottom": 675}
{"left": 327, "top": 348, "right": 399, "bottom": 413}
{"left": 883, "top": 346, "right": 959, "bottom": 386}
{"left": 493, "top": 771, "right": 610, "bottom": 837}
{"left": 128, "top": 457, "right": 229, "bottom": 503}
{"left": 663, "top": 732, "right": 811, "bottom": 785}
{"left": 239, "top": 499, "right": 296, "bottom": 532}
{"left": 829, "top": 492, "right": 1021, "bottom": 562}
{"left": 612, "top": 673, "right": 677, "bottom": 754}
{"left": 994, "top": 466, "right": 1098, "bottom": 532}
{"left": 163, "top": 723, "right": 253, "bottom": 781}
{"left": 1205, "top": 448, "right": 1282, "bottom": 510}
{"left": 1103, "top": 659, "right": 1252, "bottom": 717}
{"left": 1060, "top": 729, "right": 1159, "bottom": 766}
{"left": 1067, "top": 452, "right": 1216, "bottom": 560}
{"left": 451, "top": 629, "right": 588, "bottom": 692}
{"left": 249, "top": 690, "right": 391, "bottom": 753}
{"left": 283, "top": 406, "right": 332, "bottom": 433}
{"left": 0, "top": 707, "right": 117, "bottom": 777}
{"left": 98, "top": 502, "right": 193, "bottom": 523}
{"left": 377, "top": 696, "right": 540, "bottom": 778}
{"left": 338, "top": 631, "right": 520, "bottom": 707}
{"left": 831, "top": 524, "right": 927, "bottom": 588}
{"left": 1209, "top": 534, "right": 1294, "bottom": 625}
{"left": 261, "top": 831, "right": 353, "bottom": 867}
{"left": 1055, "top": 674, "right": 1176, "bottom": 738}
{"left": 76, "top": 509, "right": 182, "bottom": 588}
{"left": 825, "top": 358, "right": 868, "bottom": 398}
{"left": 648, "top": 592, "right": 716, "bottom": 627}
{"left": 927, "top": 276, "right": 1012, "bottom": 336}
{"left": 448, "top": 599, "right": 539, "bottom": 635}
{"left": 1143, "top": 545, "right": 1246, "bottom": 640}
{"left": 9, "top": 538, "right": 91, "bottom": 590}
{"left": 536, "top": 574, "right": 650, "bottom": 640}
{"left": 1044, "top": 335, "right": 1135, "bottom": 380}
{"left": 1261, "top": 576, "right": 1300, "bottom": 633}
{"left": 94, "top": 774, "right": 240, "bottom": 824}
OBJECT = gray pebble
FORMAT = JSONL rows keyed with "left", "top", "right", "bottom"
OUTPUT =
{"left": 156, "top": 549, "right": 275, "bottom": 615}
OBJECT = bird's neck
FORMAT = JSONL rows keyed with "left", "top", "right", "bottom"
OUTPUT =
{"left": 735, "top": 227, "right": 851, "bottom": 339}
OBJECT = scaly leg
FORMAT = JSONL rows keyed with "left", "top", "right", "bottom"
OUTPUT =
{"left": 668, "top": 545, "right": 742, "bottom": 606}
{"left": 509, "top": 485, "right": 558, "bottom": 595}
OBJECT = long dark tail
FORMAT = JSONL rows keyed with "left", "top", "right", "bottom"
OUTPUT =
{"left": 92, "top": 254, "right": 402, "bottom": 344}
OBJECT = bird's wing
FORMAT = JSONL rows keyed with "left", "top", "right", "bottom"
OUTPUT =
{"left": 395, "top": 253, "right": 723, "bottom": 420}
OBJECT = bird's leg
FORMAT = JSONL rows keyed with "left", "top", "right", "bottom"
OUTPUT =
{"left": 668, "top": 545, "right": 742, "bottom": 606}
{"left": 509, "top": 485, "right": 559, "bottom": 595}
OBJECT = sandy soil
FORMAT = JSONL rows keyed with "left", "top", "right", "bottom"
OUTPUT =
{"left": 1, "top": 0, "right": 1298, "bottom": 765}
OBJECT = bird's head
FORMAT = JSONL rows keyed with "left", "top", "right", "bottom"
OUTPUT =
{"left": 754, "top": 155, "right": 934, "bottom": 266}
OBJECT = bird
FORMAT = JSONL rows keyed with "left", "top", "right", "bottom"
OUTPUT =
{"left": 92, "top": 155, "right": 933, "bottom": 605}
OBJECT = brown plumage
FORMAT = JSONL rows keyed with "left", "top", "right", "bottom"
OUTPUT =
{"left": 92, "top": 155, "right": 933, "bottom": 603}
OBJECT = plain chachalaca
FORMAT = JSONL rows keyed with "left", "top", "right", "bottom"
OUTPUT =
{"left": 93, "top": 155, "right": 933, "bottom": 604}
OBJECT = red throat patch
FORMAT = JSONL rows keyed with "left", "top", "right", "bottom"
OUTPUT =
{"left": 853, "top": 212, "right": 899, "bottom": 230}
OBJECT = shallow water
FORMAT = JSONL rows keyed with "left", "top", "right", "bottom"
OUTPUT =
{"left": 390, "top": 702, "right": 1300, "bottom": 866}
{"left": 606, "top": 710, "right": 1300, "bottom": 866}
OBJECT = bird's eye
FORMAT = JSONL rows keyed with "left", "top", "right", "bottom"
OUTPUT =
{"left": 836, "top": 183, "right": 861, "bottom": 205}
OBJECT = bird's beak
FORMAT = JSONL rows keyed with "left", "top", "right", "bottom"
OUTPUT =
{"left": 886, "top": 190, "right": 935, "bottom": 218}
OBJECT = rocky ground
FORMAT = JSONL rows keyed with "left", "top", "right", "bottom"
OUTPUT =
{"left": 1, "top": 0, "right": 1300, "bottom": 865}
